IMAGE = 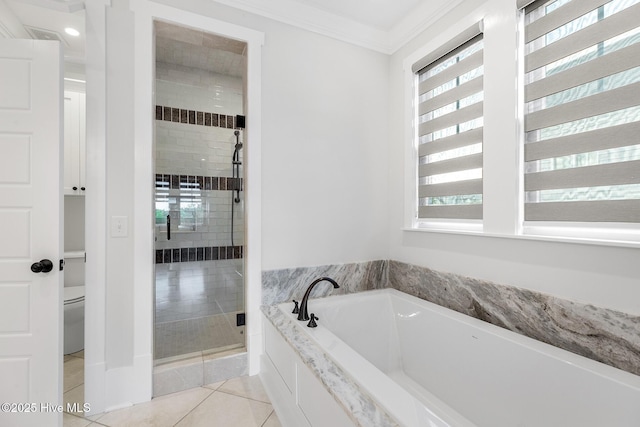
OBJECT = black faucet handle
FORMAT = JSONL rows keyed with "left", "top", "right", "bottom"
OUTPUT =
{"left": 292, "top": 300, "right": 299, "bottom": 314}
{"left": 307, "top": 313, "right": 319, "bottom": 328}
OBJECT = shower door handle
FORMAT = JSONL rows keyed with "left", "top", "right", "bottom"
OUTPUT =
{"left": 167, "top": 215, "right": 171, "bottom": 240}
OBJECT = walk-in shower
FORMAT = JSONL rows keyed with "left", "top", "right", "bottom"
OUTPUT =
{"left": 153, "top": 21, "right": 247, "bottom": 364}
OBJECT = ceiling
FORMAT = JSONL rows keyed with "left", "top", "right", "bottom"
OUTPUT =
{"left": 1, "top": 0, "right": 85, "bottom": 64}
{"left": 155, "top": 21, "right": 246, "bottom": 77}
{"left": 0, "top": 0, "right": 462, "bottom": 67}
{"left": 271, "top": 0, "right": 424, "bottom": 31}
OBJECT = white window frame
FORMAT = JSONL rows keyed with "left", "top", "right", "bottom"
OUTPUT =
{"left": 520, "top": 0, "right": 640, "bottom": 245}
{"left": 402, "top": 0, "right": 640, "bottom": 248}
{"left": 404, "top": 14, "right": 488, "bottom": 234}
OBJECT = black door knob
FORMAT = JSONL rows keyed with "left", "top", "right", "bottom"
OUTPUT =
{"left": 73, "top": 186, "right": 78, "bottom": 190}
{"left": 31, "top": 259, "right": 54, "bottom": 273}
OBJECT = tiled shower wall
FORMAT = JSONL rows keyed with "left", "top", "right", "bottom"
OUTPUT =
{"left": 154, "top": 61, "right": 245, "bottom": 322}
{"left": 155, "top": 61, "right": 244, "bottom": 256}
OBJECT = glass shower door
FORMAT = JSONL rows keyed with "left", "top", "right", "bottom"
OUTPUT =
{"left": 153, "top": 21, "right": 247, "bottom": 364}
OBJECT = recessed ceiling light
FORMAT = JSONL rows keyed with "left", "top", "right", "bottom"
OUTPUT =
{"left": 65, "top": 27, "right": 80, "bottom": 37}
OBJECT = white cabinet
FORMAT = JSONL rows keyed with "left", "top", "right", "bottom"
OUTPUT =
{"left": 296, "top": 361, "right": 355, "bottom": 427}
{"left": 261, "top": 317, "right": 355, "bottom": 427}
{"left": 64, "top": 91, "right": 86, "bottom": 195}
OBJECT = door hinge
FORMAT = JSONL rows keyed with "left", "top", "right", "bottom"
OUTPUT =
{"left": 59, "top": 259, "right": 65, "bottom": 271}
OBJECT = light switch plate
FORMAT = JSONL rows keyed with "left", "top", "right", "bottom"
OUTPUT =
{"left": 111, "top": 216, "right": 128, "bottom": 237}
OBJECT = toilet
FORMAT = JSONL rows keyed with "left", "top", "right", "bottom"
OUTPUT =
{"left": 64, "top": 285, "right": 85, "bottom": 354}
{"left": 64, "top": 253, "right": 85, "bottom": 355}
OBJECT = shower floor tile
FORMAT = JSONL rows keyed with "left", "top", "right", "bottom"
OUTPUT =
{"left": 154, "top": 260, "right": 245, "bottom": 360}
{"left": 155, "top": 260, "right": 244, "bottom": 324}
{"left": 155, "top": 313, "right": 244, "bottom": 360}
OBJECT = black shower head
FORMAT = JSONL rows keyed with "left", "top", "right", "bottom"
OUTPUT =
{"left": 234, "top": 130, "right": 243, "bottom": 151}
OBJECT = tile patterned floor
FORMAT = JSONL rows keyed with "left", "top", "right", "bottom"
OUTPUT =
{"left": 63, "top": 353, "right": 281, "bottom": 427}
{"left": 155, "top": 261, "right": 244, "bottom": 324}
{"left": 154, "top": 261, "right": 245, "bottom": 360}
{"left": 154, "top": 313, "right": 244, "bottom": 361}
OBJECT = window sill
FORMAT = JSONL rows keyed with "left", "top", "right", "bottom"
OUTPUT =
{"left": 403, "top": 226, "right": 640, "bottom": 249}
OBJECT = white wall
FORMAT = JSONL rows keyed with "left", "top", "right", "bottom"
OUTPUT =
{"left": 388, "top": 0, "right": 640, "bottom": 315}
{"left": 85, "top": 0, "right": 639, "bottom": 414}
{"left": 258, "top": 24, "right": 390, "bottom": 270}
{"left": 85, "top": 0, "right": 390, "bottom": 413}
{"left": 155, "top": 1, "right": 391, "bottom": 270}
{"left": 64, "top": 196, "right": 85, "bottom": 252}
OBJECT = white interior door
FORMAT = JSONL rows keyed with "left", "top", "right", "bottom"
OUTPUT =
{"left": 0, "top": 39, "right": 63, "bottom": 427}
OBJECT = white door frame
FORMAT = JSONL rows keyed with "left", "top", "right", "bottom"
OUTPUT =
{"left": 84, "top": 0, "right": 264, "bottom": 412}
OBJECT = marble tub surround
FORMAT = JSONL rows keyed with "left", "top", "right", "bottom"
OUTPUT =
{"left": 261, "top": 305, "right": 399, "bottom": 427}
{"left": 387, "top": 260, "right": 640, "bottom": 377}
{"left": 263, "top": 260, "right": 639, "bottom": 377}
{"left": 261, "top": 260, "right": 387, "bottom": 306}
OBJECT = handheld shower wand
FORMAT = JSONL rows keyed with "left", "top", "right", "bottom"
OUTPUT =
{"left": 231, "top": 116, "right": 245, "bottom": 248}
{"left": 232, "top": 130, "right": 242, "bottom": 203}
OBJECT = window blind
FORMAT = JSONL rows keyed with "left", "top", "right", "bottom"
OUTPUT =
{"left": 523, "top": 0, "right": 640, "bottom": 222}
{"left": 415, "top": 23, "right": 484, "bottom": 220}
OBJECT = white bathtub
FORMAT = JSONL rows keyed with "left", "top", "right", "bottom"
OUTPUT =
{"left": 276, "top": 288, "right": 640, "bottom": 427}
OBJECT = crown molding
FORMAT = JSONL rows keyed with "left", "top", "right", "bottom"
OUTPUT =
{"left": 213, "top": 0, "right": 392, "bottom": 52}
{"left": 0, "top": 0, "right": 31, "bottom": 38}
{"left": 388, "top": 0, "right": 466, "bottom": 53}
{"left": 213, "top": 0, "right": 465, "bottom": 54}
{"left": 18, "top": 0, "right": 84, "bottom": 13}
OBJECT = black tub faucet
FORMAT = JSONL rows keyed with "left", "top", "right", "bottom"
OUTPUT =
{"left": 297, "top": 277, "right": 339, "bottom": 321}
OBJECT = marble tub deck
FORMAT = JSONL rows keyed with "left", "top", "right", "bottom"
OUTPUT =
{"left": 262, "top": 293, "right": 640, "bottom": 427}
{"left": 261, "top": 260, "right": 639, "bottom": 427}
{"left": 261, "top": 304, "right": 400, "bottom": 427}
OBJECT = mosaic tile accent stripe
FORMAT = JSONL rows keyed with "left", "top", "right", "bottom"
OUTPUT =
{"left": 155, "top": 174, "right": 242, "bottom": 191}
{"left": 155, "top": 245, "right": 243, "bottom": 264}
{"left": 155, "top": 104, "right": 237, "bottom": 129}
